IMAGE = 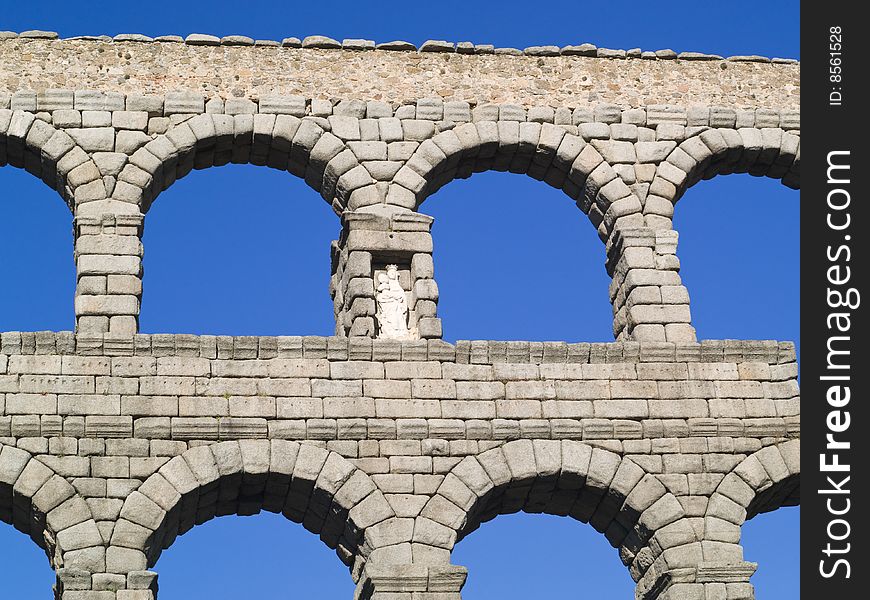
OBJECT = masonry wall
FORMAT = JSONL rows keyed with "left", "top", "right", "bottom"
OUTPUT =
{"left": 1, "top": 334, "right": 799, "bottom": 600}
{"left": 0, "top": 30, "right": 800, "bottom": 600}
{"left": 1, "top": 37, "right": 799, "bottom": 110}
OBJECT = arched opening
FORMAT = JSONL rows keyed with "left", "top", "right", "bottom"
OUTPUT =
{"left": 422, "top": 171, "right": 613, "bottom": 342}
{"left": 741, "top": 466, "right": 800, "bottom": 598}
{"left": 673, "top": 174, "right": 799, "bottom": 352}
{"left": 706, "top": 442, "right": 800, "bottom": 599}
{"left": 154, "top": 511, "right": 354, "bottom": 599}
{"left": 742, "top": 506, "right": 800, "bottom": 598}
{"left": 0, "top": 524, "right": 55, "bottom": 598}
{"left": 139, "top": 164, "right": 339, "bottom": 335}
{"left": 2, "top": 444, "right": 85, "bottom": 600}
{"left": 421, "top": 441, "right": 687, "bottom": 597}
{"left": 0, "top": 166, "right": 75, "bottom": 332}
{"left": 113, "top": 441, "right": 394, "bottom": 598}
{"left": 453, "top": 512, "right": 635, "bottom": 598}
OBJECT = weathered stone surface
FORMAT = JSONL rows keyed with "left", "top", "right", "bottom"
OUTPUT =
{"left": 0, "top": 39, "right": 797, "bottom": 110}
{"left": 302, "top": 35, "right": 340, "bottom": 49}
{"left": 185, "top": 34, "right": 220, "bottom": 46}
{"left": 0, "top": 30, "right": 800, "bottom": 600}
{"left": 67, "top": 127, "right": 115, "bottom": 152}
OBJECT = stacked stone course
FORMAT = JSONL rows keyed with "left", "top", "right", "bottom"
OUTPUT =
{"left": 1, "top": 333, "right": 799, "bottom": 599}
{"left": 0, "top": 32, "right": 799, "bottom": 600}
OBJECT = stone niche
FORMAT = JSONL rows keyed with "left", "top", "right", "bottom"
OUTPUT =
{"left": 372, "top": 260, "right": 417, "bottom": 340}
{"left": 330, "top": 209, "right": 441, "bottom": 339}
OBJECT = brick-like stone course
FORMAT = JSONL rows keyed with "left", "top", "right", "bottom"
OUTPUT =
{"left": 0, "top": 333, "right": 799, "bottom": 600}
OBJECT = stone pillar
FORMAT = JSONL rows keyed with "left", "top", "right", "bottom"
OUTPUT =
{"left": 331, "top": 207, "right": 442, "bottom": 339}
{"left": 607, "top": 227, "right": 696, "bottom": 343}
{"left": 355, "top": 564, "right": 467, "bottom": 600}
{"left": 74, "top": 213, "right": 143, "bottom": 336}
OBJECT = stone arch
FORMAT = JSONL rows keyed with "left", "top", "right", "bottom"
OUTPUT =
{"left": 705, "top": 440, "right": 799, "bottom": 536}
{"left": 0, "top": 443, "right": 102, "bottom": 573}
{"left": 635, "top": 437, "right": 800, "bottom": 600}
{"left": 0, "top": 109, "right": 106, "bottom": 212}
{"left": 120, "top": 114, "right": 374, "bottom": 215}
{"left": 646, "top": 127, "right": 800, "bottom": 228}
{"left": 662, "top": 441, "right": 799, "bottom": 600}
{"left": 392, "top": 122, "right": 643, "bottom": 242}
{"left": 109, "top": 440, "right": 394, "bottom": 582}
{"left": 409, "top": 440, "right": 687, "bottom": 588}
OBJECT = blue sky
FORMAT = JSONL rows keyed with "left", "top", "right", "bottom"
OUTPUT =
{"left": 1, "top": 1, "right": 798, "bottom": 598}
{"left": 1, "top": 0, "right": 800, "bottom": 60}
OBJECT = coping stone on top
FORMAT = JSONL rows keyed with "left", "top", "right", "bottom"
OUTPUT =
{"left": 221, "top": 35, "right": 255, "bottom": 46}
{"left": 185, "top": 33, "right": 221, "bottom": 46}
{"left": 113, "top": 34, "right": 153, "bottom": 43}
{"left": 0, "top": 30, "right": 800, "bottom": 65}
{"left": 420, "top": 40, "right": 455, "bottom": 53}
{"left": 377, "top": 40, "right": 417, "bottom": 51}
{"left": 302, "top": 35, "right": 341, "bottom": 49}
{"left": 18, "top": 30, "right": 59, "bottom": 39}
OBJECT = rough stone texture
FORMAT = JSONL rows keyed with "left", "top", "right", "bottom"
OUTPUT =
{"left": 0, "top": 38, "right": 798, "bottom": 110}
{"left": 0, "top": 33, "right": 799, "bottom": 600}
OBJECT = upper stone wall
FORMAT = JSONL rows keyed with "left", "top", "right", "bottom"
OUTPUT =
{"left": 0, "top": 37, "right": 800, "bottom": 110}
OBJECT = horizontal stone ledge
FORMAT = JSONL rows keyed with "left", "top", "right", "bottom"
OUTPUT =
{"left": 362, "top": 564, "right": 467, "bottom": 592}
{"left": 0, "top": 414, "right": 798, "bottom": 442}
{"left": 1, "top": 91, "right": 801, "bottom": 130}
{"left": 0, "top": 331, "right": 796, "bottom": 365}
{"left": 695, "top": 561, "right": 757, "bottom": 583}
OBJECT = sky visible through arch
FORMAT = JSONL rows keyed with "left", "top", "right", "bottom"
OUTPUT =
{"left": 1, "top": 1, "right": 799, "bottom": 598}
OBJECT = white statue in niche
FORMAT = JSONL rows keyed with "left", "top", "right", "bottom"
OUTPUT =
{"left": 375, "top": 264, "right": 411, "bottom": 340}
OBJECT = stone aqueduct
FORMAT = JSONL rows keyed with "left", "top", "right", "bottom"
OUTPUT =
{"left": 1, "top": 31, "right": 799, "bottom": 599}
